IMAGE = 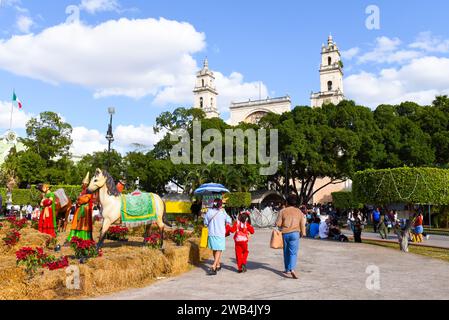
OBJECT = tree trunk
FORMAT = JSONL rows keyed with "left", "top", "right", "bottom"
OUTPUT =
{"left": 395, "top": 211, "right": 418, "bottom": 253}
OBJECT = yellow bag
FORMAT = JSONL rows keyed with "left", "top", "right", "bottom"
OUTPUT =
{"left": 200, "top": 227, "right": 209, "bottom": 248}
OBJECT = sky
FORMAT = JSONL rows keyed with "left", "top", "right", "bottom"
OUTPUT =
{"left": 1, "top": 0, "right": 449, "bottom": 157}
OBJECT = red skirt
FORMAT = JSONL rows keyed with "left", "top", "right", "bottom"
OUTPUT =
{"left": 39, "top": 208, "right": 56, "bottom": 238}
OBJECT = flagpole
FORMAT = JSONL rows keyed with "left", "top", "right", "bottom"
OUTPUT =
{"left": 9, "top": 89, "right": 14, "bottom": 131}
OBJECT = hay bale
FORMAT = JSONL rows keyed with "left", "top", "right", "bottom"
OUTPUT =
{"left": 0, "top": 225, "right": 203, "bottom": 300}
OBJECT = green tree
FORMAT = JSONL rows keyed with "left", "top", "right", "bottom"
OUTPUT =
{"left": 21, "top": 111, "right": 73, "bottom": 161}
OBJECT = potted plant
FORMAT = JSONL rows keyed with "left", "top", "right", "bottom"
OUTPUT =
{"left": 145, "top": 233, "right": 162, "bottom": 249}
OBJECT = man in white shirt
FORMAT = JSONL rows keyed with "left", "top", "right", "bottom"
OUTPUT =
{"left": 319, "top": 219, "right": 330, "bottom": 239}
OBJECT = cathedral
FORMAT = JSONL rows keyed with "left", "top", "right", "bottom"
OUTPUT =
{"left": 192, "top": 35, "right": 349, "bottom": 203}
{"left": 193, "top": 35, "right": 345, "bottom": 123}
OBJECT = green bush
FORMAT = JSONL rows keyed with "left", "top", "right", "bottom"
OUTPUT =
{"left": 353, "top": 167, "right": 449, "bottom": 205}
{"left": 332, "top": 191, "right": 363, "bottom": 209}
{"left": 226, "top": 192, "right": 252, "bottom": 208}
{"left": 1, "top": 185, "right": 82, "bottom": 206}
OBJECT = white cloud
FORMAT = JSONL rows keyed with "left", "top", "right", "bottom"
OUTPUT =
{"left": 357, "top": 36, "right": 422, "bottom": 64}
{"left": 79, "top": 0, "right": 119, "bottom": 14}
{"left": 345, "top": 56, "right": 449, "bottom": 108}
{"left": 0, "top": 18, "right": 206, "bottom": 100}
{"left": 0, "top": 100, "right": 32, "bottom": 129}
{"left": 341, "top": 47, "right": 359, "bottom": 60}
{"left": 409, "top": 31, "right": 449, "bottom": 53}
{"left": 71, "top": 124, "right": 164, "bottom": 157}
{"left": 70, "top": 126, "right": 107, "bottom": 157}
{"left": 153, "top": 70, "right": 270, "bottom": 113}
{"left": 215, "top": 72, "right": 269, "bottom": 112}
{"left": 16, "top": 15, "right": 33, "bottom": 33}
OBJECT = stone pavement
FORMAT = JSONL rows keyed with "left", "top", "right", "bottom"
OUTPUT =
{"left": 97, "top": 229, "right": 449, "bottom": 300}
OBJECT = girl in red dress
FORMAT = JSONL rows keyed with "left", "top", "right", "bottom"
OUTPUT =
{"left": 229, "top": 211, "right": 255, "bottom": 273}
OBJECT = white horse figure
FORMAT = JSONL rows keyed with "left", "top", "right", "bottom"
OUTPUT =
{"left": 88, "top": 168, "right": 171, "bottom": 249}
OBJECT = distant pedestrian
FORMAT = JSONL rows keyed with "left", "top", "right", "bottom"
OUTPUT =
{"left": 372, "top": 207, "right": 381, "bottom": 233}
{"left": 276, "top": 194, "right": 306, "bottom": 280}
{"left": 412, "top": 212, "right": 424, "bottom": 243}
{"left": 352, "top": 210, "right": 364, "bottom": 243}
{"left": 378, "top": 212, "right": 388, "bottom": 239}
{"left": 191, "top": 199, "right": 202, "bottom": 222}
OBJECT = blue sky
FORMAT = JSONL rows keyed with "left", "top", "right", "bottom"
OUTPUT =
{"left": 1, "top": 0, "right": 449, "bottom": 156}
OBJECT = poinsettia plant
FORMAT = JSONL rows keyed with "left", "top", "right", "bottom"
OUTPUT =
{"left": 106, "top": 226, "right": 129, "bottom": 241}
{"left": 7, "top": 217, "right": 28, "bottom": 230}
{"left": 31, "top": 218, "right": 39, "bottom": 230}
{"left": 172, "top": 228, "right": 188, "bottom": 246}
{"left": 175, "top": 217, "right": 191, "bottom": 228}
{"left": 70, "top": 237, "right": 101, "bottom": 259}
{"left": 43, "top": 256, "right": 69, "bottom": 271}
{"left": 3, "top": 230, "right": 21, "bottom": 246}
{"left": 145, "top": 233, "right": 162, "bottom": 249}
{"left": 16, "top": 247, "right": 69, "bottom": 275}
{"left": 16, "top": 247, "right": 50, "bottom": 275}
{"left": 0, "top": 222, "right": 3, "bottom": 231}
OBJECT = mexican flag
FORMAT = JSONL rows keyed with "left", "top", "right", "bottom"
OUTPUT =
{"left": 12, "top": 91, "right": 22, "bottom": 109}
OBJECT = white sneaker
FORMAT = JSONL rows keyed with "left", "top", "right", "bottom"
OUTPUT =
{"left": 426, "top": 235, "right": 430, "bottom": 240}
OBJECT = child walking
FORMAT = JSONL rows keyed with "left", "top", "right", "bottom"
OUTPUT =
{"left": 229, "top": 211, "right": 255, "bottom": 273}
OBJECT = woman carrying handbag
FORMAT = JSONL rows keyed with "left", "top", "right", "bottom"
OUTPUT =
{"left": 275, "top": 195, "right": 306, "bottom": 279}
{"left": 203, "top": 199, "right": 232, "bottom": 275}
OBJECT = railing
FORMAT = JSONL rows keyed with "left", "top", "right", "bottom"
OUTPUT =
{"left": 231, "top": 96, "right": 291, "bottom": 108}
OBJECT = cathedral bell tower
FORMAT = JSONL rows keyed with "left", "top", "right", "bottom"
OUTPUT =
{"left": 311, "top": 34, "right": 345, "bottom": 108}
{"left": 193, "top": 58, "right": 219, "bottom": 118}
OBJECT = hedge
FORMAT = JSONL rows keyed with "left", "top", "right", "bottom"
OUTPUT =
{"left": 353, "top": 167, "right": 449, "bottom": 205}
{"left": 226, "top": 192, "right": 252, "bottom": 208}
{"left": 331, "top": 191, "right": 363, "bottom": 210}
{"left": 1, "top": 185, "right": 82, "bottom": 206}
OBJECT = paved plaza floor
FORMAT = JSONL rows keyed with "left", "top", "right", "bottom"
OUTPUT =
{"left": 98, "top": 229, "right": 449, "bottom": 300}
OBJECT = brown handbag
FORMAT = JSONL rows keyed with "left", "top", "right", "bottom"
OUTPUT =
{"left": 270, "top": 229, "right": 284, "bottom": 249}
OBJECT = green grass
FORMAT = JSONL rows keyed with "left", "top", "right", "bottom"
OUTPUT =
{"left": 363, "top": 240, "right": 449, "bottom": 263}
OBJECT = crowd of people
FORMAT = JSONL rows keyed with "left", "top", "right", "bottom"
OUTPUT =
{"left": 201, "top": 197, "right": 430, "bottom": 279}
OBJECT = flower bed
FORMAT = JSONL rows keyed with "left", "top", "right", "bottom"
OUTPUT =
{"left": 70, "top": 237, "right": 101, "bottom": 259}
{"left": 106, "top": 226, "right": 129, "bottom": 242}
{"left": 0, "top": 223, "right": 205, "bottom": 300}
{"left": 16, "top": 247, "right": 69, "bottom": 276}
{"left": 3, "top": 230, "right": 21, "bottom": 247}
{"left": 7, "top": 217, "right": 28, "bottom": 230}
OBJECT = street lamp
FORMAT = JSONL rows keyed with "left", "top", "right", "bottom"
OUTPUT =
{"left": 106, "top": 107, "right": 115, "bottom": 170}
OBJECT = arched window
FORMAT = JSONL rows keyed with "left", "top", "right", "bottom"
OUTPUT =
{"left": 202, "top": 79, "right": 205, "bottom": 87}
{"left": 200, "top": 97, "right": 204, "bottom": 108}
{"left": 328, "top": 57, "right": 332, "bottom": 66}
{"left": 327, "top": 81, "right": 333, "bottom": 91}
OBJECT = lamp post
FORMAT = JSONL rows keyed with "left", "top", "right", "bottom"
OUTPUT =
{"left": 106, "top": 107, "right": 115, "bottom": 170}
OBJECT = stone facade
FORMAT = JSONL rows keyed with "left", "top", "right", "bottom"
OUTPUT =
{"left": 229, "top": 96, "right": 291, "bottom": 125}
{"left": 311, "top": 35, "right": 345, "bottom": 108}
{"left": 193, "top": 58, "right": 219, "bottom": 119}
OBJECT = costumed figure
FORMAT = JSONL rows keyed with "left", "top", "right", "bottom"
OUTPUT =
{"left": 38, "top": 184, "right": 57, "bottom": 238}
{"left": 67, "top": 173, "right": 94, "bottom": 241}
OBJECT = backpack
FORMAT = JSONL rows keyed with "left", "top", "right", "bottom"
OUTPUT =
{"left": 235, "top": 222, "right": 249, "bottom": 242}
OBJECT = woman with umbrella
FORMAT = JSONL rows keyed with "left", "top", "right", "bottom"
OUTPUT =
{"left": 195, "top": 184, "right": 232, "bottom": 275}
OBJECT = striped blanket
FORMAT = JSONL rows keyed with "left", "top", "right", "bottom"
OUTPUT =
{"left": 120, "top": 193, "right": 158, "bottom": 227}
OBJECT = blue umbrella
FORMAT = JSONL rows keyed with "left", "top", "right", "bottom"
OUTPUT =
{"left": 194, "top": 183, "right": 230, "bottom": 195}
